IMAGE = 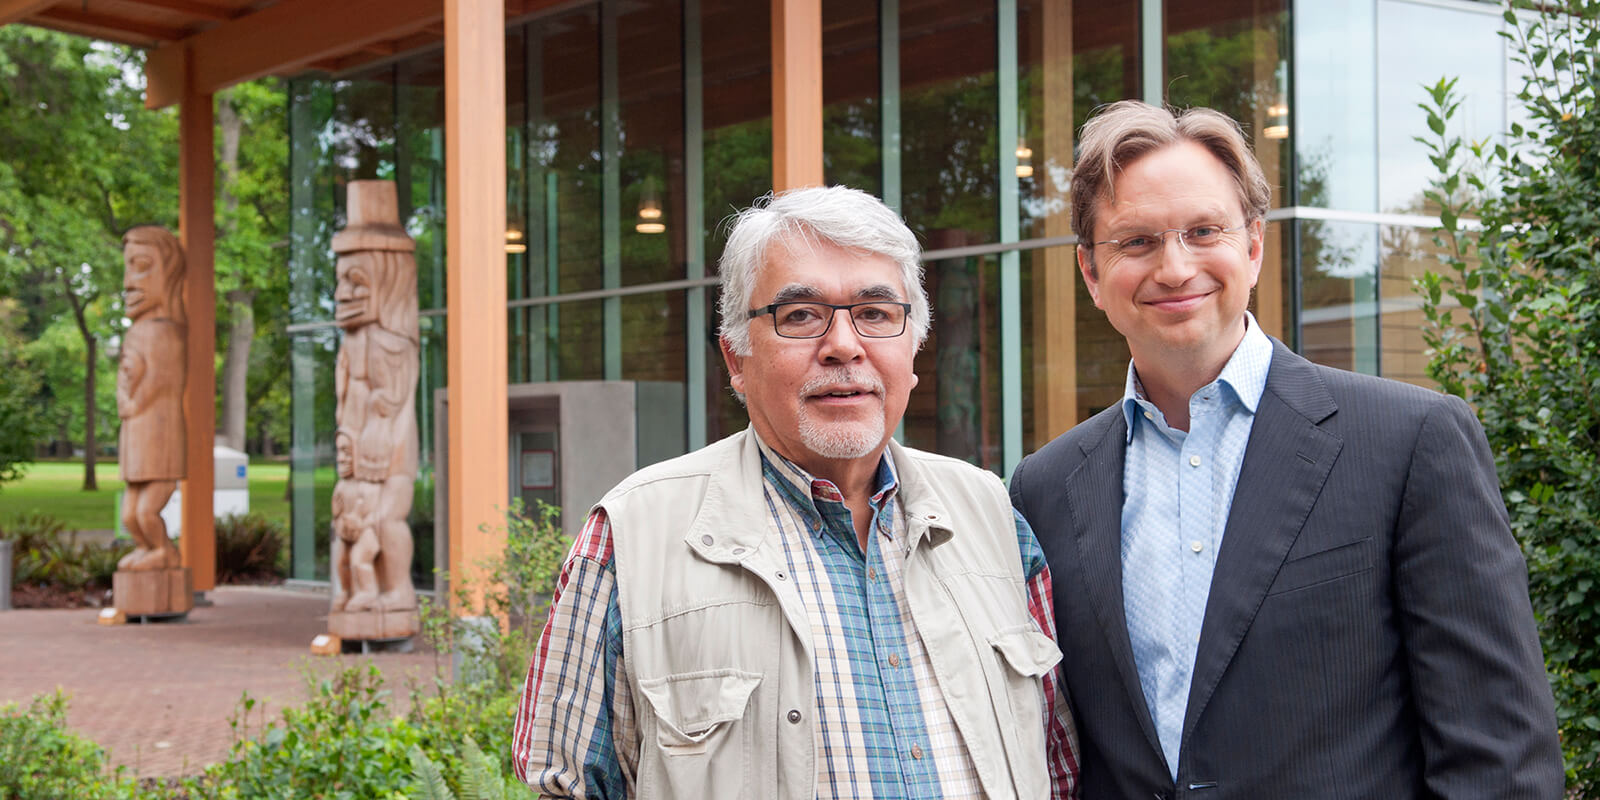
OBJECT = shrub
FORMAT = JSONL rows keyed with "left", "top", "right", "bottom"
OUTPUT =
{"left": 213, "top": 513, "right": 285, "bottom": 584}
{"left": 0, "top": 691, "right": 165, "bottom": 800}
{"left": 3, "top": 513, "right": 130, "bottom": 605}
{"left": 1416, "top": 0, "right": 1600, "bottom": 789}
{"left": 190, "top": 665, "right": 421, "bottom": 800}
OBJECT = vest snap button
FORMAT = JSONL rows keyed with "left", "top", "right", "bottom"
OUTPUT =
{"left": 732, "top": 547, "right": 745, "bottom": 555}
{"left": 786, "top": 709, "right": 801, "bottom": 724}
{"left": 775, "top": 571, "right": 788, "bottom": 581}
{"left": 701, "top": 534, "right": 714, "bottom": 546}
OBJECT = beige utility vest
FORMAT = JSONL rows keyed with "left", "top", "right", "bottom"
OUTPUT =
{"left": 601, "top": 429, "right": 1063, "bottom": 800}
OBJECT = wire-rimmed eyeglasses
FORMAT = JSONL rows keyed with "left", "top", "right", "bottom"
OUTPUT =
{"left": 747, "top": 301, "right": 911, "bottom": 339}
{"left": 1092, "top": 222, "right": 1250, "bottom": 260}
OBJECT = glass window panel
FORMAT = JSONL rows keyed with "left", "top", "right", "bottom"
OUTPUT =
{"left": 1165, "top": 0, "right": 1291, "bottom": 209}
{"left": 1379, "top": 223, "right": 1471, "bottom": 389}
{"left": 1298, "top": 219, "right": 1379, "bottom": 374}
{"left": 822, "top": 0, "right": 881, "bottom": 194}
{"left": 618, "top": 0, "right": 686, "bottom": 286}
{"left": 555, "top": 298, "right": 605, "bottom": 381}
{"left": 1293, "top": 0, "right": 1376, "bottom": 211}
{"left": 1376, "top": 0, "right": 1504, "bottom": 214}
{"left": 905, "top": 253, "right": 1003, "bottom": 472}
{"left": 899, "top": 0, "right": 998, "bottom": 245}
{"left": 535, "top": 7, "right": 604, "bottom": 296}
{"left": 1017, "top": 0, "right": 1139, "bottom": 240}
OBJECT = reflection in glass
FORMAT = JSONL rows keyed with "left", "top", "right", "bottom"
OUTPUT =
{"left": 822, "top": 0, "right": 881, "bottom": 194}
{"left": 1379, "top": 224, "right": 1469, "bottom": 389}
{"left": 907, "top": 253, "right": 1004, "bottom": 471}
{"left": 1377, "top": 0, "right": 1504, "bottom": 214}
{"left": 1298, "top": 219, "right": 1378, "bottom": 374}
{"left": 1294, "top": 0, "right": 1376, "bottom": 211}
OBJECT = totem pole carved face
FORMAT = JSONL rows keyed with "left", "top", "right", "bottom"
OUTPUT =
{"left": 335, "top": 429, "right": 356, "bottom": 479}
{"left": 334, "top": 251, "right": 379, "bottom": 331}
{"left": 124, "top": 242, "right": 166, "bottom": 321}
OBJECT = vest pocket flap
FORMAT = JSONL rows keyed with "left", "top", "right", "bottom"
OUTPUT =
{"left": 638, "top": 669, "right": 762, "bottom": 749}
{"left": 988, "top": 628, "right": 1063, "bottom": 677}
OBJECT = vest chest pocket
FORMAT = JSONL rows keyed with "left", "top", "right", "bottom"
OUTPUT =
{"left": 636, "top": 669, "right": 762, "bottom": 799}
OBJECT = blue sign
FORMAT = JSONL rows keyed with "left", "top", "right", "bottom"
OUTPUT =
{"left": 236, "top": 464, "right": 247, "bottom": 479}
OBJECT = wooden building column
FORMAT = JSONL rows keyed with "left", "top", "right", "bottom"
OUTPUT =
{"left": 445, "top": 0, "right": 508, "bottom": 615}
{"left": 1031, "top": 0, "right": 1078, "bottom": 442}
{"left": 772, "top": 0, "right": 822, "bottom": 190}
{"left": 179, "top": 48, "right": 216, "bottom": 593}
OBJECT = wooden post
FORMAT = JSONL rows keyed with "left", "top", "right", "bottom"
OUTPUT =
{"left": 179, "top": 46, "right": 216, "bottom": 593}
{"left": 772, "top": 0, "right": 822, "bottom": 191}
{"left": 1031, "top": 0, "right": 1078, "bottom": 443}
{"left": 445, "top": 0, "right": 508, "bottom": 616}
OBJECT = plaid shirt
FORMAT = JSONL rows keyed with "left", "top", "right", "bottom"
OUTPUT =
{"left": 512, "top": 440, "right": 1079, "bottom": 798}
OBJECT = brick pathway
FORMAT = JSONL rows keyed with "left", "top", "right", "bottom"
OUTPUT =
{"left": 0, "top": 584, "right": 444, "bottom": 779}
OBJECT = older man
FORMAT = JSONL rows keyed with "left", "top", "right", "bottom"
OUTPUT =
{"left": 1010, "top": 100, "right": 1562, "bottom": 798}
{"left": 513, "top": 186, "right": 1078, "bottom": 799}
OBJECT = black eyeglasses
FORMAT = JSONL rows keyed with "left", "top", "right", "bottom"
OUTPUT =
{"left": 747, "top": 301, "right": 911, "bottom": 339}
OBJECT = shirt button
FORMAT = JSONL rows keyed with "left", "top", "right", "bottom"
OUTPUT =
{"left": 888, "top": 653, "right": 901, "bottom": 667}
{"left": 1143, "top": 411, "right": 1154, "bottom": 420}
{"left": 787, "top": 709, "right": 802, "bottom": 724}
{"left": 1190, "top": 540, "right": 1204, "bottom": 554}
{"left": 911, "top": 744, "right": 924, "bottom": 760}
{"left": 1189, "top": 455, "right": 1202, "bottom": 467}
{"left": 867, "top": 567, "right": 877, "bottom": 581}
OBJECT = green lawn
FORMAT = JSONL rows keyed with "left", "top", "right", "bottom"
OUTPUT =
{"left": 0, "top": 460, "right": 294, "bottom": 532}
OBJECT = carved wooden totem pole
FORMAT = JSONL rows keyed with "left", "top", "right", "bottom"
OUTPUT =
{"left": 328, "top": 181, "right": 420, "bottom": 642}
{"left": 113, "top": 226, "right": 193, "bottom": 617}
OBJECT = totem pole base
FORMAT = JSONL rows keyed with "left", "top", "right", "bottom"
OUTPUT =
{"left": 329, "top": 607, "right": 419, "bottom": 642}
{"left": 112, "top": 567, "right": 194, "bottom": 620}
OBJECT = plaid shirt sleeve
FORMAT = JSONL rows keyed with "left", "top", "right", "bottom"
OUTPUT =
{"left": 511, "top": 507, "right": 636, "bottom": 799}
{"left": 1015, "top": 510, "right": 1081, "bottom": 800}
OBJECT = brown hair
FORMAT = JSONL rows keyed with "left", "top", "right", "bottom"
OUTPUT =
{"left": 1071, "top": 100, "right": 1271, "bottom": 251}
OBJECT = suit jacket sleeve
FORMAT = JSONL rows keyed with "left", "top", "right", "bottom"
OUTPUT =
{"left": 1393, "top": 394, "right": 1562, "bottom": 798}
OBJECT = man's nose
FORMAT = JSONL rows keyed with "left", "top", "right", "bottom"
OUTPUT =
{"left": 1151, "top": 235, "right": 1199, "bottom": 285}
{"left": 817, "top": 308, "right": 866, "bottom": 362}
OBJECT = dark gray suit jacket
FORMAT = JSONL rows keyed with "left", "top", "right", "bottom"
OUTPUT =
{"left": 1011, "top": 340, "right": 1562, "bottom": 799}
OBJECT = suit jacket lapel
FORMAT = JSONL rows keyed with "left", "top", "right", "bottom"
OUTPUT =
{"left": 1061, "top": 408, "right": 1167, "bottom": 762}
{"left": 1183, "top": 341, "right": 1343, "bottom": 740}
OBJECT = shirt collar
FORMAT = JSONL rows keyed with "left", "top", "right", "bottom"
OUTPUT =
{"left": 1119, "top": 311, "right": 1273, "bottom": 441}
{"left": 752, "top": 430, "right": 900, "bottom": 530}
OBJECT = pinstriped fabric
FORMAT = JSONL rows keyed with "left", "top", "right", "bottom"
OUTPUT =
{"left": 1118, "top": 314, "right": 1272, "bottom": 779}
{"left": 512, "top": 439, "right": 1079, "bottom": 799}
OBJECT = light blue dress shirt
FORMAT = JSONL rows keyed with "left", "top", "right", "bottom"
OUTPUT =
{"left": 1118, "top": 313, "right": 1273, "bottom": 780}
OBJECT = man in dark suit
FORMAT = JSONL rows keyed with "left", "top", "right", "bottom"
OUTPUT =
{"left": 1010, "top": 100, "right": 1563, "bottom": 799}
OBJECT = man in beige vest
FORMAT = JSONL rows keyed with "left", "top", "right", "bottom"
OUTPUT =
{"left": 513, "top": 186, "right": 1078, "bottom": 799}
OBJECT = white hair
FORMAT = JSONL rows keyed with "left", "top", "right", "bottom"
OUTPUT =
{"left": 718, "top": 186, "right": 929, "bottom": 356}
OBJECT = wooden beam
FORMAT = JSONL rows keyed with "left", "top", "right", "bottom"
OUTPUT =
{"left": 0, "top": 0, "right": 57, "bottom": 27}
{"left": 117, "top": 0, "right": 243, "bottom": 23}
{"left": 38, "top": 6, "right": 187, "bottom": 42}
{"left": 445, "top": 0, "right": 507, "bottom": 616}
{"left": 1032, "top": 0, "right": 1078, "bottom": 442}
{"left": 771, "top": 0, "right": 822, "bottom": 190}
{"left": 145, "top": 0, "right": 441, "bottom": 109}
{"left": 178, "top": 49, "right": 216, "bottom": 594}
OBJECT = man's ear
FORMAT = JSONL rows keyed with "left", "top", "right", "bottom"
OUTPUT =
{"left": 1077, "top": 245, "right": 1103, "bottom": 308}
{"left": 1247, "top": 218, "right": 1265, "bottom": 288}
{"left": 719, "top": 336, "right": 747, "bottom": 396}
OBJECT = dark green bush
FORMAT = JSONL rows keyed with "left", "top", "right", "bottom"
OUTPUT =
{"left": 0, "top": 691, "right": 163, "bottom": 800}
{"left": 1417, "top": 1, "right": 1600, "bottom": 789}
{"left": 2, "top": 513, "right": 129, "bottom": 599}
{"left": 214, "top": 513, "right": 285, "bottom": 584}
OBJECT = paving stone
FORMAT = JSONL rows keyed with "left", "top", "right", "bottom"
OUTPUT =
{"left": 0, "top": 585, "right": 442, "bottom": 779}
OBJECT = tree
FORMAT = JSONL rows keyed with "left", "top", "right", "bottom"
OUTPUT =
{"left": 0, "top": 28, "right": 177, "bottom": 488}
{"left": 0, "top": 298, "right": 42, "bottom": 488}
{"left": 1415, "top": 1, "right": 1600, "bottom": 790}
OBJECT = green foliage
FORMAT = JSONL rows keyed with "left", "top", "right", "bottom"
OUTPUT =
{"left": 1414, "top": 1, "right": 1600, "bottom": 790}
{"left": 0, "top": 690, "right": 166, "bottom": 800}
{"left": 191, "top": 665, "right": 421, "bottom": 800}
{"left": 408, "top": 736, "right": 530, "bottom": 800}
{"left": 1, "top": 512, "right": 128, "bottom": 593}
{"left": 0, "top": 298, "right": 42, "bottom": 488}
{"left": 214, "top": 512, "right": 286, "bottom": 584}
